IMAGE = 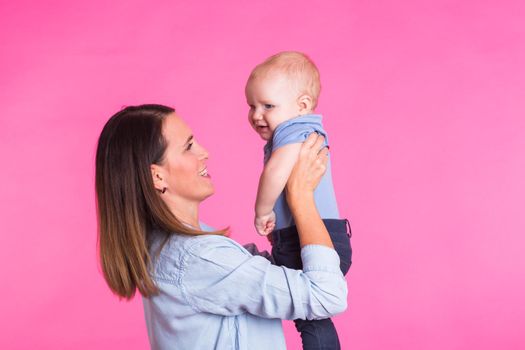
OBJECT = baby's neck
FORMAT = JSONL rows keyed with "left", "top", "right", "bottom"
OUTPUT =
{"left": 279, "top": 111, "right": 316, "bottom": 125}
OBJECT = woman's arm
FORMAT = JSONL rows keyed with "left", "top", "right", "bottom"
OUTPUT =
{"left": 181, "top": 235, "right": 346, "bottom": 320}
{"left": 285, "top": 133, "right": 333, "bottom": 248}
{"left": 178, "top": 133, "right": 346, "bottom": 320}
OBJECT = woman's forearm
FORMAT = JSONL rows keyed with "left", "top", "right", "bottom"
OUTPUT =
{"left": 285, "top": 133, "right": 333, "bottom": 248}
{"left": 288, "top": 193, "right": 334, "bottom": 249}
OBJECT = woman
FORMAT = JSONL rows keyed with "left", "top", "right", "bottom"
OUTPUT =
{"left": 96, "top": 104, "right": 347, "bottom": 349}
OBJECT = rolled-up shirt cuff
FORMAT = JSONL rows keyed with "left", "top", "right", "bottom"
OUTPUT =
{"left": 301, "top": 244, "right": 342, "bottom": 273}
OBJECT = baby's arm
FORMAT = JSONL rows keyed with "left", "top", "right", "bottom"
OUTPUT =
{"left": 255, "top": 143, "right": 302, "bottom": 235}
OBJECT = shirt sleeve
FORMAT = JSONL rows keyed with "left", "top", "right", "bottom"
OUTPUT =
{"left": 179, "top": 235, "right": 347, "bottom": 320}
{"left": 272, "top": 122, "right": 328, "bottom": 152}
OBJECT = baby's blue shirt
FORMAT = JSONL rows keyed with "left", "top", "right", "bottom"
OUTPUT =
{"left": 264, "top": 114, "right": 340, "bottom": 230}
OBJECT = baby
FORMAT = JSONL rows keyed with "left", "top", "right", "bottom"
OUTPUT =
{"left": 245, "top": 51, "right": 352, "bottom": 349}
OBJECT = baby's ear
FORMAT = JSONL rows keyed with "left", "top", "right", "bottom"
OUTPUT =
{"left": 297, "top": 94, "right": 313, "bottom": 113}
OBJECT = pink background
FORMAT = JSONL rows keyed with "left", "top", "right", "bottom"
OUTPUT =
{"left": 1, "top": 0, "right": 524, "bottom": 349}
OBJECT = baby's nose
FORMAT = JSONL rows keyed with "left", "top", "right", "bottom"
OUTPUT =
{"left": 252, "top": 110, "right": 263, "bottom": 120}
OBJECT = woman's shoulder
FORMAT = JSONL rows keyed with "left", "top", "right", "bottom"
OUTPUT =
{"left": 150, "top": 222, "right": 230, "bottom": 251}
{"left": 181, "top": 222, "right": 248, "bottom": 256}
{"left": 149, "top": 231, "right": 250, "bottom": 283}
{"left": 182, "top": 233, "right": 248, "bottom": 259}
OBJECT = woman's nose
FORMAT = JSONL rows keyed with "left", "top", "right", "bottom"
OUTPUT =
{"left": 198, "top": 145, "right": 209, "bottom": 160}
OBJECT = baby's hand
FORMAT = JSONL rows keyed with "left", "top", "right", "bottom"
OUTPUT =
{"left": 255, "top": 211, "right": 276, "bottom": 236}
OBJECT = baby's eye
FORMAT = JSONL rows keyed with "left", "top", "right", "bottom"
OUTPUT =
{"left": 264, "top": 104, "right": 275, "bottom": 110}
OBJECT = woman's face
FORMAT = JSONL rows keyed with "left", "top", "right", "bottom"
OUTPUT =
{"left": 156, "top": 113, "right": 214, "bottom": 204}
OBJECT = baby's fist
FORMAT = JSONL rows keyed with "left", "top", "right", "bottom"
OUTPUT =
{"left": 254, "top": 211, "right": 276, "bottom": 236}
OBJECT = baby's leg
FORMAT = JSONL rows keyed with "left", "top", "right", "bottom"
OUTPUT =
{"left": 324, "top": 219, "right": 352, "bottom": 275}
{"left": 294, "top": 318, "right": 341, "bottom": 350}
{"left": 271, "top": 219, "right": 352, "bottom": 270}
{"left": 271, "top": 219, "right": 352, "bottom": 350}
{"left": 270, "top": 225, "right": 302, "bottom": 269}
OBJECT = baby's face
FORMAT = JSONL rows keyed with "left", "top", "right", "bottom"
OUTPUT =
{"left": 245, "top": 75, "right": 303, "bottom": 141}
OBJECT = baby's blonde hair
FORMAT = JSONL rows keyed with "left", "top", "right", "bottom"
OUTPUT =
{"left": 248, "top": 51, "right": 321, "bottom": 108}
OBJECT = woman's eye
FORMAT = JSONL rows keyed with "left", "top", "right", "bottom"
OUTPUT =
{"left": 186, "top": 142, "right": 193, "bottom": 151}
{"left": 264, "top": 104, "right": 274, "bottom": 110}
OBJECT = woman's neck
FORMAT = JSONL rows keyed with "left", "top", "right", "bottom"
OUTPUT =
{"left": 164, "top": 196, "right": 200, "bottom": 228}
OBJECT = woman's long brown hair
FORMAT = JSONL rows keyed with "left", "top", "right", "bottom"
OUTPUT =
{"left": 95, "top": 104, "right": 226, "bottom": 299}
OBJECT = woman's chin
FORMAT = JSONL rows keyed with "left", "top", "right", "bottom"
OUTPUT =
{"left": 201, "top": 185, "right": 215, "bottom": 200}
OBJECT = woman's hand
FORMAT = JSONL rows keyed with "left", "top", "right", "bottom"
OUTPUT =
{"left": 285, "top": 133, "right": 329, "bottom": 210}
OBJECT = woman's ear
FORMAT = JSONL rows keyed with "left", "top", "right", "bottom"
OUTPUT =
{"left": 297, "top": 94, "right": 313, "bottom": 114}
{"left": 151, "top": 164, "right": 167, "bottom": 192}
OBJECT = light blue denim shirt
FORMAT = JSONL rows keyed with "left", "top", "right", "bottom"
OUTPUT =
{"left": 142, "top": 223, "right": 347, "bottom": 349}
